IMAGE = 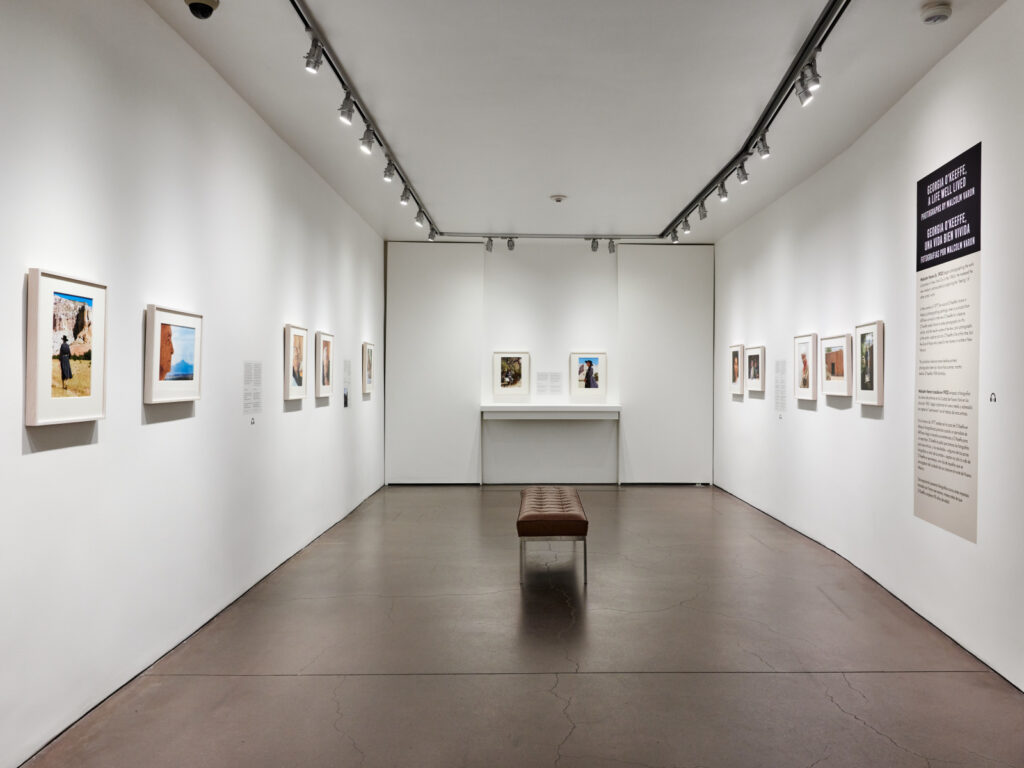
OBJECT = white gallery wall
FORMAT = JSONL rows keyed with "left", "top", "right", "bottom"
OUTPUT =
{"left": 386, "top": 241, "right": 713, "bottom": 484}
{"left": 714, "top": 0, "right": 1024, "bottom": 691}
{"left": 0, "top": 3, "right": 385, "bottom": 767}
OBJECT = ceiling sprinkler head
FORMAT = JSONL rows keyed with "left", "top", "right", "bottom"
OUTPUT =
{"left": 549, "top": 194, "right": 568, "bottom": 203}
{"left": 921, "top": 2, "right": 952, "bottom": 24}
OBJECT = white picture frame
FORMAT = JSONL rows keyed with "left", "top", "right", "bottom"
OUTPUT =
{"left": 492, "top": 352, "right": 530, "bottom": 397}
{"left": 821, "top": 333, "right": 853, "bottom": 397}
{"left": 284, "top": 324, "right": 307, "bottom": 400}
{"left": 26, "top": 268, "right": 108, "bottom": 426}
{"left": 569, "top": 352, "right": 607, "bottom": 402}
{"left": 855, "top": 321, "right": 884, "bottom": 406}
{"left": 794, "top": 333, "right": 817, "bottom": 401}
{"left": 315, "top": 331, "right": 334, "bottom": 398}
{"left": 729, "top": 344, "right": 744, "bottom": 395}
{"left": 362, "top": 342, "right": 375, "bottom": 395}
{"left": 144, "top": 305, "right": 202, "bottom": 405}
{"left": 745, "top": 346, "right": 765, "bottom": 393}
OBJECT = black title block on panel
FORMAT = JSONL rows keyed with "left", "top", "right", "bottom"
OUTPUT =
{"left": 917, "top": 142, "right": 981, "bottom": 272}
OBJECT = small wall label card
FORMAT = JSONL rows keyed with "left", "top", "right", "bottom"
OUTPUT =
{"left": 26, "top": 269, "right": 107, "bottom": 426}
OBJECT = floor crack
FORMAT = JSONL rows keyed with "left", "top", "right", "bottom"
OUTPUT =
{"left": 547, "top": 674, "right": 577, "bottom": 766}
{"left": 331, "top": 680, "right": 366, "bottom": 767}
{"left": 822, "top": 680, "right": 934, "bottom": 767}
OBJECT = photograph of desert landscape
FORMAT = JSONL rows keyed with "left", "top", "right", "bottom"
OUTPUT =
{"left": 51, "top": 291, "right": 93, "bottom": 398}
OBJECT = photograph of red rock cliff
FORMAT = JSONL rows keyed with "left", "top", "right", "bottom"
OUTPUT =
{"left": 52, "top": 291, "right": 93, "bottom": 398}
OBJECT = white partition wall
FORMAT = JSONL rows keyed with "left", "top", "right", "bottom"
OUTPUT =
{"left": 1, "top": 3, "right": 385, "bottom": 767}
{"left": 618, "top": 245, "right": 714, "bottom": 483}
{"left": 713, "top": 0, "right": 1024, "bottom": 691}
{"left": 386, "top": 243, "right": 484, "bottom": 483}
{"left": 386, "top": 240, "right": 714, "bottom": 484}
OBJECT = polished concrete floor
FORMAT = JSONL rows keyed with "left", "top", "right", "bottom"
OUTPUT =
{"left": 28, "top": 486, "right": 1024, "bottom": 767}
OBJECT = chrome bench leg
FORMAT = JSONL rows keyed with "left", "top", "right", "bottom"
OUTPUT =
{"left": 519, "top": 538, "right": 524, "bottom": 584}
{"left": 584, "top": 538, "right": 588, "bottom": 585}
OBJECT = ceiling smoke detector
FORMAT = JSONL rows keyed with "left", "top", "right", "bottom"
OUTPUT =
{"left": 549, "top": 194, "right": 568, "bottom": 203}
{"left": 921, "top": 2, "right": 952, "bottom": 24}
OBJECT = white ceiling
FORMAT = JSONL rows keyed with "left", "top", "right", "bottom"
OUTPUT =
{"left": 144, "top": 0, "right": 1003, "bottom": 243}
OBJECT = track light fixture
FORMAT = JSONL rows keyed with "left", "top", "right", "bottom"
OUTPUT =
{"left": 698, "top": 201, "right": 708, "bottom": 220}
{"left": 359, "top": 126, "right": 374, "bottom": 155}
{"left": 682, "top": 217, "right": 691, "bottom": 234}
{"left": 485, "top": 237, "right": 494, "bottom": 253}
{"left": 414, "top": 210, "right": 426, "bottom": 228}
{"left": 304, "top": 40, "right": 324, "bottom": 74}
{"left": 399, "top": 186, "right": 412, "bottom": 206}
{"left": 337, "top": 92, "right": 354, "bottom": 125}
{"left": 608, "top": 240, "right": 616, "bottom": 254}
{"left": 383, "top": 159, "right": 397, "bottom": 183}
{"left": 427, "top": 227, "right": 437, "bottom": 242}
{"left": 802, "top": 58, "right": 821, "bottom": 92}
{"left": 756, "top": 135, "right": 771, "bottom": 159}
{"left": 507, "top": 238, "right": 515, "bottom": 252}
{"left": 670, "top": 230, "right": 679, "bottom": 244}
{"left": 590, "top": 238, "right": 599, "bottom": 253}
{"left": 717, "top": 181, "right": 729, "bottom": 203}
{"left": 737, "top": 162, "right": 749, "bottom": 185}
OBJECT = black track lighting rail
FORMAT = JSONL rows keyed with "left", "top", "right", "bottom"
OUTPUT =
{"left": 286, "top": 0, "right": 438, "bottom": 233}
{"left": 658, "top": 0, "right": 854, "bottom": 239}
{"left": 284, "top": 0, "right": 854, "bottom": 244}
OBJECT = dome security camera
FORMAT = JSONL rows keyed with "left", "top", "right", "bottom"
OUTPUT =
{"left": 185, "top": 0, "right": 220, "bottom": 19}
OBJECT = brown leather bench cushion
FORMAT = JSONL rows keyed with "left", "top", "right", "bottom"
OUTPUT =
{"left": 516, "top": 486, "right": 588, "bottom": 537}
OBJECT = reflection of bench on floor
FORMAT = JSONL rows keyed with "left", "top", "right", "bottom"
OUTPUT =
{"left": 517, "top": 486, "right": 588, "bottom": 584}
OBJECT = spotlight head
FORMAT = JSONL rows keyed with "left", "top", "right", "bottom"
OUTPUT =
{"left": 802, "top": 59, "right": 821, "bottom": 92}
{"left": 717, "top": 181, "right": 729, "bottom": 203}
{"left": 737, "top": 162, "right": 749, "bottom": 185}
{"left": 359, "top": 126, "right": 374, "bottom": 155}
{"left": 590, "top": 238, "right": 599, "bottom": 253}
{"left": 796, "top": 78, "right": 814, "bottom": 107}
{"left": 756, "top": 135, "right": 771, "bottom": 159}
{"left": 337, "top": 93, "right": 354, "bottom": 125}
{"left": 185, "top": 0, "right": 219, "bottom": 19}
{"left": 698, "top": 201, "right": 708, "bottom": 220}
{"left": 670, "top": 230, "right": 679, "bottom": 244}
{"left": 383, "top": 159, "right": 397, "bottom": 183}
{"left": 414, "top": 210, "right": 426, "bottom": 228}
{"left": 399, "top": 186, "right": 412, "bottom": 206}
{"left": 427, "top": 227, "right": 437, "bottom": 242}
{"left": 485, "top": 237, "right": 494, "bottom": 253}
{"left": 681, "top": 217, "right": 691, "bottom": 234}
{"left": 507, "top": 238, "right": 515, "bottom": 252}
{"left": 304, "top": 40, "right": 324, "bottom": 74}
{"left": 608, "top": 240, "right": 616, "bottom": 254}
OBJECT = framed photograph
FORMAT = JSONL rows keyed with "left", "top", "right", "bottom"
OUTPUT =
{"left": 569, "top": 352, "right": 607, "bottom": 402}
{"left": 26, "top": 268, "right": 108, "bottom": 426}
{"left": 855, "top": 321, "right": 884, "bottom": 406}
{"left": 144, "top": 305, "right": 202, "bottom": 404}
{"left": 745, "top": 346, "right": 765, "bottom": 393}
{"left": 794, "top": 333, "right": 817, "bottom": 401}
{"left": 315, "top": 331, "right": 334, "bottom": 398}
{"left": 821, "top": 334, "right": 852, "bottom": 396}
{"left": 729, "top": 344, "right": 744, "bottom": 395}
{"left": 362, "top": 342, "right": 375, "bottom": 395}
{"left": 284, "top": 324, "right": 307, "bottom": 400}
{"left": 492, "top": 352, "right": 530, "bottom": 397}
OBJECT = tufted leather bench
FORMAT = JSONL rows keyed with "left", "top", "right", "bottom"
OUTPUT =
{"left": 517, "top": 486, "right": 588, "bottom": 584}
